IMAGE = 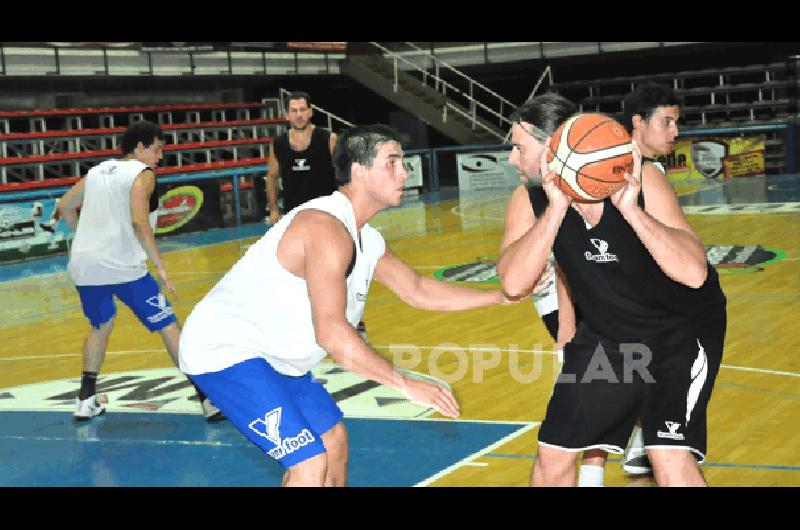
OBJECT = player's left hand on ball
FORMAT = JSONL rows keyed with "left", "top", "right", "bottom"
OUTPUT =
{"left": 611, "top": 140, "right": 642, "bottom": 213}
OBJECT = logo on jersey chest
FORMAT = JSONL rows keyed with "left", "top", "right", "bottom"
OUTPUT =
{"left": 292, "top": 158, "right": 311, "bottom": 171}
{"left": 584, "top": 238, "right": 619, "bottom": 263}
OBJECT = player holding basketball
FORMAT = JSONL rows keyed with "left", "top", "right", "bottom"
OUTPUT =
{"left": 179, "top": 124, "right": 515, "bottom": 487}
{"left": 498, "top": 83, "right": 726, "bottom": 486}
{"left": 503, "top": 93, "right": 635, "bottom": 487}
{"left": 56, "top": 120, "right": 225, "bottom": 423}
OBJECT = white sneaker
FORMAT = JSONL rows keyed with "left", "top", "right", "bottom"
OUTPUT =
{"left": 621, "top": 425, "right": 652, "bottom": 475}
{"left": 201, "top": 398, "right": 226, "bottom": 423}
{"left": 74, "top": 395, "right": 106, "bottom": 421}
{"left": 622, "top": 450, "right": 653, "bottom": 475}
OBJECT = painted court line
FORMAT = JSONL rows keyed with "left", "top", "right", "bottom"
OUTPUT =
{"left": 371, "top": 345, "right": 800, "bottom": 379}
{"left": 4, "top": 347, "right": 800, "bottom": 380}
{"left": 483, "top": 453, "right": 800, "bottom": 472}
{"left": 414, "top": 421, "right": 539, "bottom": 487}
{"left": 0, "top": 434, "right": 242, "bottom": 447}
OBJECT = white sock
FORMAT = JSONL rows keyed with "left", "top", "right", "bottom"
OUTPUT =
{"left": 577, "top": 464, "right": 605, "bottom": 487}
{"left": 629, "top": 425, "right": 644, "bottom": 452}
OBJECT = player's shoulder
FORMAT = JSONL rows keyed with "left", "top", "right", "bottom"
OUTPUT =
{"left": 361, "top": 223, "right": 386, "bottom": 248}
{"left": 643, "top": 158, "right": 666, "bottom": 175}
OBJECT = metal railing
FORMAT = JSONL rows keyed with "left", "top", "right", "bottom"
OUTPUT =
{"left": 401, "top": 42, "right": 516, "bottom": 126}
{"left": 504, "top": 65, "right": 553, "bottom": 142}
{"left": 367, "top": 42, "right": 510, "bottom": 141}
{"left": 277, "top": 88, "right": 354, "bottom": 131}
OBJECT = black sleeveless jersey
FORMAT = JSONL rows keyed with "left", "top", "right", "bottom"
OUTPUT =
{"left": 527, "top": 169, "right": 725, "bottom": 342}
{"left": 273, "top": 127, "right": 336, "bottom": 212}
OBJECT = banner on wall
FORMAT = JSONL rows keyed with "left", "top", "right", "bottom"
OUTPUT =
{"left": 0, "top": 199, "right": 71, "bottom": 262}
{"left": 403, "top": 155, "right": 424, "bottom": 189}
{"left": 455, "top": 150, "right": 519, "bottom": 191}
{"left": 656, "top": 135, "right": 766, "bottom": 180}
{"left": 455, "top": 150, "right": 518, "bottom": 231}
{"left": 0, "top": 179, "right": 225, "bottom": 262}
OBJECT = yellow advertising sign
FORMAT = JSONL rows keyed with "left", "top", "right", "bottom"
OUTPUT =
{"left": 655, "top": 135, "right": 766, "bottom": 181}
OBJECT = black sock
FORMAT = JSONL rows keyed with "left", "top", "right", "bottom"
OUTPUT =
{"left": 78, "top": 372, "right": 98, "bottom": 400}
{"left": 188, "top": 377, "right": 207, "bottom": 402}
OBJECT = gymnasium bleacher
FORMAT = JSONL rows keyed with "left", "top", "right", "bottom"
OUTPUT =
{"left": 0, "top": 102, "right": 284, "bottom": 198}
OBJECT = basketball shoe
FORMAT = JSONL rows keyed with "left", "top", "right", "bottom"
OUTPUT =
{"left": 622, "top": 425, "right": 653, "bottom": 475}
{"left": 201, "top": 398, "right": 226, "bottom": 423}
{"left": 74, "top": 394, "right": 106, "bottom": 421}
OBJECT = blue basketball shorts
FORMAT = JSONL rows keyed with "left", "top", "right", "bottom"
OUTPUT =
{"left": 75, "top": 273, "right": 177, "bottom": 332}
{"left": 190, "top": 357, "right": 344, "bottom": 469}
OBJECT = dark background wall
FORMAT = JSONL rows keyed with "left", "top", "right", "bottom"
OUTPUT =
{"left": 2, "top": 42, "right": 798, "bottom": 149}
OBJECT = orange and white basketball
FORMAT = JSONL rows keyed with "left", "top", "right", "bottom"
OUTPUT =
{"left": 546, "top": 113, "right": 633, "bottom": 202}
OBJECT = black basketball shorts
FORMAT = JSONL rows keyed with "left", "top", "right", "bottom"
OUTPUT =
{"left": 537, "top": 303, "right": 726, "bottom": 462}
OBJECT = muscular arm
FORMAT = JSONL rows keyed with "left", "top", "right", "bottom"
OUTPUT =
{"left": 329, "top": 132, "right": 337, "bottom": 156}
{"left": 497, "top": 185, "right": 569, "bottom": 299}
{"left": 296, "top": 211, "right": 413, "bottom": 389}
{"left": 282, "top": 210, "right": 459, "bottom": 417}
{"left": 373, "top": 247, "right": 502, "bottom": 311}
{"left": 267, "top": 143, "right": 281, "bottom": 218}
{"left": 55, "top": 178, "right": 86, "bottom": 231}
{"left": 620, "top": 165, "right": 708, "bottom": 288}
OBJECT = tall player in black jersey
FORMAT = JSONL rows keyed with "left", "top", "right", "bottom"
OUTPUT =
{"left": 498, "top": 84, "right": 726, "bottom": 486}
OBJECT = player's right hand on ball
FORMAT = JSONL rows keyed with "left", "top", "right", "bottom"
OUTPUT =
{"left": 400, "top": 377, "right": 460, "bottom": 418}
{"left": 539, "top": 149, "right": 572, "bottom": 211}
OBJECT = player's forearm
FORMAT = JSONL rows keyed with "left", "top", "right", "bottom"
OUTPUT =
{"left": 267, "top": 174, "right": 279, "bottom": 212}
{"left": 409, "top": 275, "right": 502, "bottom": 311}
{"left": 59, "top": 207, "right": 80, "bottom": 231}
{"left": 498, "top": 204, "right": 568, "bottom": 299}
{"left": 318, "top": 323, "right": 409, "bottom": 390}
{"left": 132, "top": 221, "right": 165, "bottom": 270}
{"left": 622, "top": 207, "right": 708, "bottom": 288}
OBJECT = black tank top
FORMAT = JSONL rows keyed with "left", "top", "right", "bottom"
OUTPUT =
{"left": 528, "top": 164, "right": 725, "bottom": 342}
{"left": 273, "top": 127, "right": 336, "bottom": 212}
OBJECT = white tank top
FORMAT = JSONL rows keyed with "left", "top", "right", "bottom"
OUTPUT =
{"left": 179, "top": 191, "right": 386, "bottom": 376}
{"left": 68, "top": 159, "right": 157, "bottom": 286}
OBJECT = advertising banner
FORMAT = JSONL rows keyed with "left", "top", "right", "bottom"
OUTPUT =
{"left": 0, "top": 199, "right": 70, "bottom": 262}
{"left": 403, "top": 154, "right": 424, "bottom": 189}
{"left": 657, "top": 135, "right": 766, "bottom": 181}
{"left": 1, "top": 178, "right": 226, "bottom": 262}
{"left": 455, "top": 150, "right": 519, "bottom": 191}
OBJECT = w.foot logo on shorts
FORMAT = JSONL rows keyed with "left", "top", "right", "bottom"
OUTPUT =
{"left": 145, "top": 293, "right": 175, "bottom": 324}
{"left": 657, "top": 421, "right": 685, "bottom": 441}
{"left": 249, "top": 407, "right": 316, "bottom": 460}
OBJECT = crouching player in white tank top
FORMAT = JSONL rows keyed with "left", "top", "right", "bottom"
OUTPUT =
{"left": 179, "top": 125, "right": 517, "bottom": 486}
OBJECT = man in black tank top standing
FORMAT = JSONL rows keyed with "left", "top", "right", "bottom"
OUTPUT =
{"left": 498, "top": 84, "right": 726, "bottom": 486}
{"left": 266, "top": 91, "right": 338, "bottom": 225}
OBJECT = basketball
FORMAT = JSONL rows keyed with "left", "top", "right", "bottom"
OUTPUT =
{"left": 546, "top": 113, "right": 634, "bottom": 203}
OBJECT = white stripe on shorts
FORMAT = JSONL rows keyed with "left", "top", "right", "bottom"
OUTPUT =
{"left": 645, "top": 444, "right": 706, "bottom": 464}
{"left": 538, "top": 440, "right": 625, "bottom": 455}
{"left": 686, "top": 339, "right": 708, "bottom": 425}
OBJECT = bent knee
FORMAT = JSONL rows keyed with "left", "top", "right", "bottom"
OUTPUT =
{"left": 322, "top": 422, "right": 348, "bottom": 450}
{"left": 286, "top": 452, "right": 328, "bottom": 484}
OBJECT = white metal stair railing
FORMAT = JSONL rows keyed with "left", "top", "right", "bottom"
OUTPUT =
{"left": 367, "top": 42, "right": 510, "bottom": 141}
{"left": 276, "top": 88, "right": 354, "bottom": 131}
{"left": 400, "top": 42, "right": 517, "bottom": 131}
{"left": 503, "top": 65, "right": 554, "bottom": 143}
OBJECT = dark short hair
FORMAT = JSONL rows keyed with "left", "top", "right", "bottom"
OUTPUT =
{"left": 121, "top": 120, "right": 163, "bottom": 155}
{"left": 623, "top": 83, "right": 682, "bottom": 133}
{"left": 509, "top": 93, "right": 578, "bottom": 140}
{"left": 332, "top": 124, "right": 402, "bottom": 185}
{"left": 286, "top": 91, "right": 311, "bottom": 108}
